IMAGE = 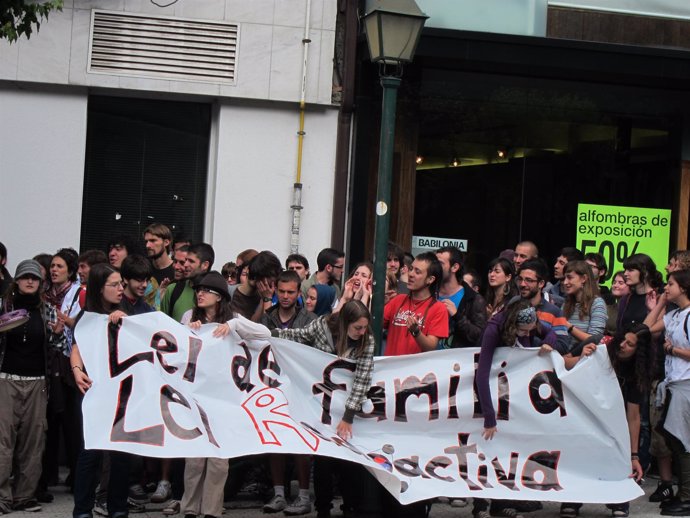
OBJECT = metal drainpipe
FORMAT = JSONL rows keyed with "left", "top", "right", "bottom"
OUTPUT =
{"left": 290, "top": 0, "right": 313, "bottom": 254}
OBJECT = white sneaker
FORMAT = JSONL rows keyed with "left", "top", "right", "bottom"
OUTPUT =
{"left": 284, "top": 496, "right": 312, "bottom": 516}
{"left": 151, "top": 480, "right": 172, "bottom": 503}
{"left": 263, "top": 494, "right": 287, "bottom": 513}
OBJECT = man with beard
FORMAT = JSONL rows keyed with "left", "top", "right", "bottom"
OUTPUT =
{"left": 143, "top": 224, "right": 175, "bottom": 308}
{"left": 435, "top": 246, "right": 487, "bottom": 348}
{"left": 300, "top": 248, "right": 344, "bottom": 300}
{"left": 172, "top": 246, "right": 188, "bottom": 282}
{"left": 517, "top": 259, "right": 569, "bottom": 354}
{"left": 161, "top": 243, "right": 214, "bottom": 322}
{"left": 383, "top": 252, "right": 448, "bottom": 356}
{"left": 144, "top": 224, "right": 174, "bottom": 284}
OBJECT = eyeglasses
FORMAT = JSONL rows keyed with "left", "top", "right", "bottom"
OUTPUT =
{"left": 105, "top": 281, "right": 124, "bottom": 289}
{"left": 330, "top": 264, "right": 344, "bottom": 270}
{"left": 197, "top": 287, "right": 221, "bottom": 296}
{"left": 516, "top": 276, "right": 539, "bottom": 284}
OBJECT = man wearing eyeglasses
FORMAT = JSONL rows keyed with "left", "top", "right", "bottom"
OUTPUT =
{"left": 516, "top": 259, "right": 569, "bottom": 354}
{"left": 300, "top": 248, "right": 344, "bottom": 301}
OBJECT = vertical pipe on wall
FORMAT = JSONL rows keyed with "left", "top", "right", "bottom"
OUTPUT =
{"left": 290, "top": 0, "right": 313, "bottom": 254}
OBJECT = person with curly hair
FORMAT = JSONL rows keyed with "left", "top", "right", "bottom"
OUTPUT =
{"left": 563, "top": 324, "right": 653, "bottom": 517}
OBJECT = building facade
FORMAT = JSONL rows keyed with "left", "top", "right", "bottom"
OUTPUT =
{"left": 349, "top": 0, "right": 690, "bottom": 278}
{"left": 1, "top": 0, "right": 340, "bottom": 271}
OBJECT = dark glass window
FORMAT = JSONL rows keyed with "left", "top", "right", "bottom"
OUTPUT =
{"left": 81, "top": 96, "right": 210, "bottom": 252}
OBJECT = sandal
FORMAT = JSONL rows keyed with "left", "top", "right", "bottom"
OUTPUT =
{"left": 162, "top": 500, "right": 180, "bottom": 515}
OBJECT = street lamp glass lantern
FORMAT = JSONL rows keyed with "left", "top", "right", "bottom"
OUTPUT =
{"left": 362, "top": 0, "right": 428, "bottom": 64}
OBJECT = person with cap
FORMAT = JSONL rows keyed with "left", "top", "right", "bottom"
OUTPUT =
{"left": 0, "top": 259, "right": 66, "bottom": 513}
{"left": 474, "top": 300, "right": 558, "bottom": 518}
{"left": 179, "top": 271, "right": 234, "bottom": 518}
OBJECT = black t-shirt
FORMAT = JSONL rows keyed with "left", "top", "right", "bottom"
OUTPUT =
{"left": 621, "top": 292, "right": 648, "bottom": 330}
{"left": 230, "top": 288, "right": 261, "bottom": 320}
{"left": 151, "top": 263, "right": 175, "bottom": 285}
{"left": 617, "top": 361, "right": 642, "bottom": 406}
{"left": 2, "top": 307, "right": 46, "bottom": 376}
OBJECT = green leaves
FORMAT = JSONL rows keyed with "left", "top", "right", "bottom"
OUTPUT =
{"left": 0, "top": 0, "right": 63, "bottom": 43}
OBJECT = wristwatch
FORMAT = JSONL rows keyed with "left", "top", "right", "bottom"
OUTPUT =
{"left": 410, "top": 326, "right": 420, "bottom": 338}
{"left": 262, "top": 297, "right": 272, "bottom": 303}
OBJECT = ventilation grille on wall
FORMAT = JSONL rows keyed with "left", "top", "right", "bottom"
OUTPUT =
{"left": 89, "top": 10, "right": 238, "bottom": 84}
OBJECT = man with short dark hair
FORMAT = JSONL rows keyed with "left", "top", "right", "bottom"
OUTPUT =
{"left": 77, "top": 250, "right": 108, "bottom": 285}
{"left": 106, "top": 234, "right": 142, "bottom": 270}
{"left": 77, "top": 250, "right": 108, "bottom": 308}
{"left": 383, "top": 252, "right": 448, "bottom": 355}
{"left": 285, "top": 254, "right": 310, "bottom": 282}
{"left": 260, "top": 270, "right": 315, "bottom": 515}
{"left": 261, "top": 270, "right": 314, "bottom": 330}
{"left": 517, "top": 259, "right": 569, "bottom": 354}
{"left": 300, "top": 248, "right": 344, "bottom": 300}
{"left": 435, "top": 246, "right": 487, "bottom": 348}
{"left": 120, "top": 255, "right": 155, "bottom": 315}
{"left": 160, "top": 243, "right": 214, "bottom": 322}
{"left": 230, "top": 251, "right": 282, "bottom": 321}
{"left": 172, "top": 246, "right": 188, "bottom": 282}
{"left": 547, "top": 246, "right": 584, "bottom": 307}
{"left": 172, "top": 232, "right": 192, "bottom": 252}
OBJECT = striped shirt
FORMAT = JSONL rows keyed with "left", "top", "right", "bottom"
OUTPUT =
{"left": 564, "top": 296, "right": 608, "bottom": 350}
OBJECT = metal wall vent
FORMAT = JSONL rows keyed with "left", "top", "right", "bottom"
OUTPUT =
{"left": 89, "top": 10, "right": 238, "bottom": 84}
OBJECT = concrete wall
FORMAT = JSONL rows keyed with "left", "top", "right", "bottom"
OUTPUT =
{"left": 0, "top": 0, "right": 336, "bottom": 105}
{"left": 0, "top": 87, "right": 88, "bottom": 270}
{"left": 211, "top": 102, "right": 338, "bottom": 268}
{"left": 0, "top": 1, "right": 340, "bottom": 272}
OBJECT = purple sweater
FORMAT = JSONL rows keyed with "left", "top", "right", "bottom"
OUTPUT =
{"left": 477, "top": 311, "right": 558, "bottom": 428}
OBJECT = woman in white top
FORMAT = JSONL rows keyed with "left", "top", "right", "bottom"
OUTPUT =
{"left": 643, "top": 268, "right": 690, "bottom": 515}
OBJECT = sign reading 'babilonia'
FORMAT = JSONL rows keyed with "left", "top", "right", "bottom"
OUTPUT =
{"left": 76, "top": 312, "right": 643, "bottom": 504}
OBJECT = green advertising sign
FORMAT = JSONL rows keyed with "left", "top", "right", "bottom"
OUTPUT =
{"left": 576, "top": 204, "right": 672, "bottom": 285}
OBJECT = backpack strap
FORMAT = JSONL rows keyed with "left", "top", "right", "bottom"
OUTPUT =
{"left": 67, "top": 287, "right": 83, "bottom": 315}
{"left": 167, "top": 281, "right": 187, "bottom": 318}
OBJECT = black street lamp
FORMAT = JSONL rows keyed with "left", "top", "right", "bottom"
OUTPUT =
{"left": 361, "top": 0, "right": 428, "bottom": 352}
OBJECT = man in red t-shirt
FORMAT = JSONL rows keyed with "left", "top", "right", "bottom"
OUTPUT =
{"left": 383, "top": 252, "right": 448, "bottom": 356}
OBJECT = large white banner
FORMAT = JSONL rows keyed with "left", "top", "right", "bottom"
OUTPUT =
{"left": 75, "top": 312, "right": 643, "bottom": 504}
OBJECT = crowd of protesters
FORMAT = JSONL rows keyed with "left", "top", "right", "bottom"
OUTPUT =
{"left": 1, "top": 226, "right": 690, "bottom": 518}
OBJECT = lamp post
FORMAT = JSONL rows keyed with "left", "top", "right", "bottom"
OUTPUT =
{"left": 362, "top": 0, "right": 428, "bottom": 352}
